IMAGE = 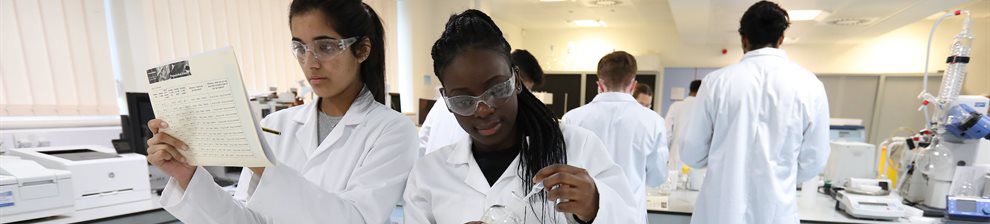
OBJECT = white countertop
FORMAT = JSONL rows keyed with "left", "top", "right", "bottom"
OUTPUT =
{"left": 647, "top": 188, "right": 937, "bottom": 224}
{"left": 13, "top": 194, "right": 162, "bottom": 224}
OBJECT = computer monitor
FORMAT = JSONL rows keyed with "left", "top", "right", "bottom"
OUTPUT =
{"left": 418, "top": 98, "right": 437, "bottom": 125}
{"left": 389, "top": 92, "right": 402, "bottom": 113}
{"left": 122, "top": 92, "right": 155, "bottom": 155}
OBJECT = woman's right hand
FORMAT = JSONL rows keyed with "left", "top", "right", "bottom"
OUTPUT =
{"left": 146, "top": 119, "right": 196, "bottom": 189}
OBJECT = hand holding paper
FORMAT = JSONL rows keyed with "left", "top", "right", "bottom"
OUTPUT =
{"left": 145, "top": 47, "right": 273, "bottom": 168}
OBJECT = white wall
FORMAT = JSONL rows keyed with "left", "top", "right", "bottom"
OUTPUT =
{"left": 786, "top": 15, "right": 989, "bottom": 95}
{"left": 516, "top": 6, "right": 990, "bottom": 96}
{"left": 397, "top": 0, "right": 502, "bottom": 114}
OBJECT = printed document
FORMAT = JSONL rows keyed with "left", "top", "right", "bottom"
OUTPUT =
{"left": 146, "top": 47, "right": 273, "bottom": 167}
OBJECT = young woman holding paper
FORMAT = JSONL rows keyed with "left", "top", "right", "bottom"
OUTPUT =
{"left": 144, "top": 0, "right": 417, "bottom": 223}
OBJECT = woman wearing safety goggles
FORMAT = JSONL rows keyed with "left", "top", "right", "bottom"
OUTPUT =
{"left": 402, "top": 9, "right": 642, "bottom": 224}
{"left": 145, "top": 0, "right": 417, "bottom": 223}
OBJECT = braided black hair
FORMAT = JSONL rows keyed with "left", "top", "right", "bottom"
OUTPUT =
{"left": 289, "top": 0, "right": 387, "bottom": 104}
{"left": 431, "top": 9, "right": 567, "bottom": 217}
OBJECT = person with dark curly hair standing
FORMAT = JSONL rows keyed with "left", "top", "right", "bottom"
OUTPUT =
{"left": 678, "top": 1, "right": 831, "bottom": 223}
{"left": 402, "top": 9, "right": 639, "bottom": 224}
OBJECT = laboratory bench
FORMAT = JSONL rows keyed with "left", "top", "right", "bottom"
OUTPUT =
{"left": 9, "top": 194, "right": 178, "bottom": 224}
{"left": 646, "top": 188, "right": 941, "bottom": 224}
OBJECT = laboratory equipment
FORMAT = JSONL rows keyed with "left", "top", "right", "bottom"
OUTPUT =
{"left": 830, "top": 118, "right": 867, "bottom": 143}
{"left": 945, "top": 196, "right": 990, "bottom": 222}
{"left": 948, "top": 165, "right": 989, "bottom": 197}
{"left": 844, "top": 178, "right": 892, "bottom": 196}
{"left": 247, "top": 87, "right": 302, "bottom": 121}
{"left": 836, "top": 190, "right": 905, "bottom": 220}
{"left": 825, "top": 142, "right": 877, "bottom": 187}
{"left": 479, "top": 205, "right": 522, "bottom": 224}
{"left": 121, "top": 92, "right": 155, "bottom": 155}
{"left": 686, "top": 168, "right": 705, "bottom": 191}
{"left": 118, "top": 92, "right": 169, "bottom": 193}
{"left": 249, "top": 87, "right": 279, "bottom": 119}
{"left": 904, "top": 8, "right": 990, "bottom": 213}
{"left": 945, "top": 104, "right": 990, "bottom": 140}
{"left": 920, "top": 141, "right": 957, "bottom": 209}
{"left": 0, "top": 156, "right": 75, "bottom": 223}
{"left": 514, "top": 182, "right": 545, "bottom": 202}
{"left": 983, "top": 173, "right": 990, "bottom": 197}
{"left": 8, "top": 145, "right": 150, "bottom": 210}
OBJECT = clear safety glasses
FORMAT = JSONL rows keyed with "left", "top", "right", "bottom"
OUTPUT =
{"left": 441, "top": 71, "right": 520, "bottom": 117}
{"left": 290, "top": 37, "right": 358, "bottom": 62}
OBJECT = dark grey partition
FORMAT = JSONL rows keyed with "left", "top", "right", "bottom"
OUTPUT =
{"left": 531, "top": 74, "right": 582, "bottom": 119}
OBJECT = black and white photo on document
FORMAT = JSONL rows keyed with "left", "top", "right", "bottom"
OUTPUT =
{"left": 147, "top": 60, "right": 192, "bottom": 84}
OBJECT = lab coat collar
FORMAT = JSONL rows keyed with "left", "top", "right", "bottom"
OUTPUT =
{"left": 445, "top": 137, "right": 495, "bottom": 195}
{"left": 291, "top": 87, "right": 373, "bottom": 125}
{"left": 445, "top": 136, "right": 523, "bottom": 195}
{"left": 292, "top": 87, "right": 374, "bottom": 158}
{"left": 742, "top": 47, "right": 788, "bottom": 61}
{"left": 590, "top": 92, "right": 637, "bottom": 103}
{"left": 445, "top": 136, "right": 528, "bottom": 165}
{"left": 446, "top": 137, "right": 474, "bottom": 165}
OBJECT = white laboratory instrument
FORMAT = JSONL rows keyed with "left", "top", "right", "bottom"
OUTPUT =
{"left": 830, "top": 118, "right": 867, "bottom": 143}
{"left": 825, "top": 142, "right": 877, "bottom": 187}
{"left": 836, "top": 190, "right": 906, "bottom": 220}
{"left": 686, "top": 168, "right": 706, "bottom": 191}
{"left": 8, "top": 145, "right": 150, "bottom": 210}
{"left": 897, "top": 8, "right": 990, "bottom": 214}
{"left": 248, "top": 87, "right": 303, "bottom": 120}
{"left": 844, "top": 178, "right": 892, "bottom": 195}
{"left": 0, "top": 156, "right": 75, "bottom": 223}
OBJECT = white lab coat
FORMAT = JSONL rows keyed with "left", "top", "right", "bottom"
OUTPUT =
{"left": 561, "top": 92, "right": 667, "bottom": 219}
{"left": 418, "top": 97, "right": 468, "bottom": 156}
{"left": 159, "top": 87, "right": 418, "bottom": 224}
{"left": 679, "top": 48, "right": 830, "bottom": 224}
{"left": 664, "top": 96, "right": 695, "bottom": 171}
{"left": 403, "top": 125, "right": 641, "bottom": 224}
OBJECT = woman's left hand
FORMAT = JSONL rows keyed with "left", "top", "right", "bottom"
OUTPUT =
{"left": 250, "top": 167, "right": 265, "bottom": 176}
{"left": 533, "top": 164, "right": 599, "bottom": 222}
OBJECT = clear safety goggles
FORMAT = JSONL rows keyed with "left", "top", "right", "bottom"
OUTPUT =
{"left": 441, "top": 71, "right": 520, "bottom": 117}
{"left": 290, "top": 37, "right": 358, "bottom": 62}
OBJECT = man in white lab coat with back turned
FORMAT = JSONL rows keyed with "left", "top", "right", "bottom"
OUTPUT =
{"left": 679, "top": 1, "right": 830, "bottom": 223}
{"left": 664, "top": 79, "right": 701, "bottom": 172}
{"left": 562, "top": 51, "right": 667, "bottom": 222}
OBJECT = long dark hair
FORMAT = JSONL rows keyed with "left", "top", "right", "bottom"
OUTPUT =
{"left": 289, "top": 0, "right": 386, "bottom": 104}
{"left": 431, "top": 9, "right": 567, "bottom": 216}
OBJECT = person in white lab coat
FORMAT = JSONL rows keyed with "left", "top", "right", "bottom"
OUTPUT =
{"left": 664, "top": 80, "right": 701, "bottom": 171}
{"left": 144, "top": 1, "right": 417, "bottom": 223}
{"left": 679, "top": 1, "right": 830, "bottom": 223}
{"left": 633, "top": 84, "right": 654, "bottom": 108}
{"left": 560, "top": 51, "right": 667, "bottom": 221}
{"left": 418, "top": 49, "right": 545, "bottom": 156}
{"left": 403, "top": 10, "right": 639, "bottom": 224}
